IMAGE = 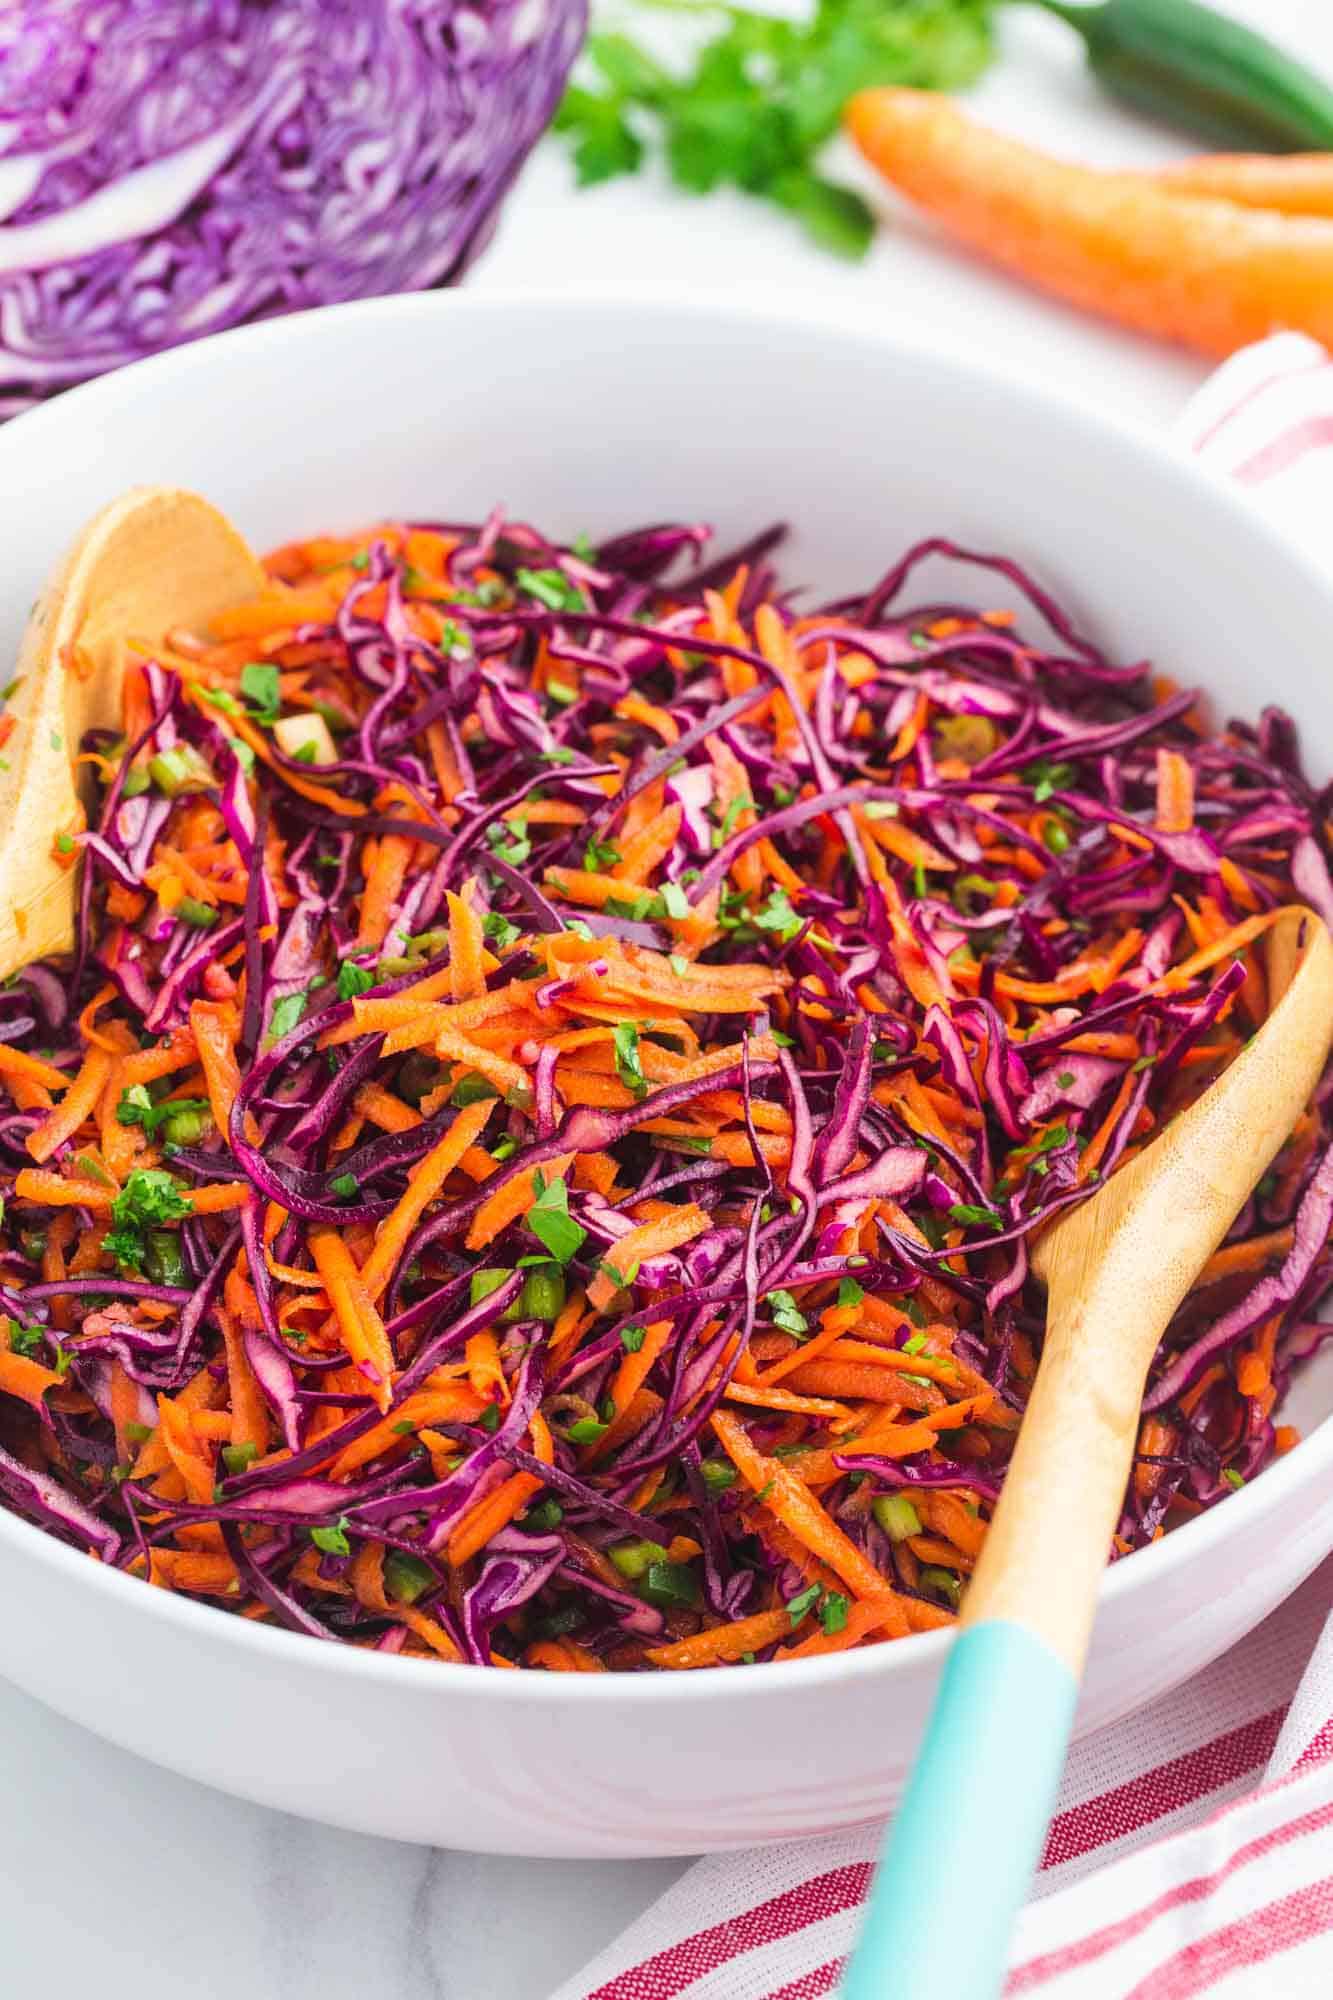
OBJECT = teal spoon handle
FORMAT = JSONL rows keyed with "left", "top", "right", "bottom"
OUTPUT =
{"left": 840, "top": 1620, "right": 1077, "bottom": 2000}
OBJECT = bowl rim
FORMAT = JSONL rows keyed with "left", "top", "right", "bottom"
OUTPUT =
{"left": 0, "top": 283, "right": 1330, "bottom": 1704}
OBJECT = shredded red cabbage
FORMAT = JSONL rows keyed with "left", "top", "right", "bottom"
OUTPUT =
{"left": 0, "top": 512, "right": 1328, "bottom": 1669}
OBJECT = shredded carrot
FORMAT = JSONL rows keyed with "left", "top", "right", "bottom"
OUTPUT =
{"left": 712, "top": 1409, "right": 906, "bottom": 1617}
{"left": 645, "top": 1606, "right": 797, "bottom": 1669}
{"left": 25, "top": 1046, "right": 113, "bottom": 1164}
{"left": 360, "top": 1097, "right": 495, "bottom": 1300}
{"left": 309, "top": 1230, "right": 397, "bottom": 1413}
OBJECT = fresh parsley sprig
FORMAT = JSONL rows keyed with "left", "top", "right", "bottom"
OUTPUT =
{"left": 554, "top": 0, "right": 994, "bottom": 257}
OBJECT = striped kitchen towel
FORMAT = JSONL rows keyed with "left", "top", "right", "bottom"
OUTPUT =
{"left": 548, "top": 334, "right": 1333, "bottom": 2000}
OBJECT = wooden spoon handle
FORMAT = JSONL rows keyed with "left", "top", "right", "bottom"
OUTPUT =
{"left": 960, "top": 1291, "right": 1145, "bottom": 1673}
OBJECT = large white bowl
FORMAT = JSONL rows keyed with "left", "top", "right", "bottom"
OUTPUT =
{"left": 0, "top": 293, "right": 1330, "bottom": 1857}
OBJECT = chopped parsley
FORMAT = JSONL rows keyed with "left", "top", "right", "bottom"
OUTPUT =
{"left": 584, "top": 834, "right": 621, "bottom": 872}
{"left": 947, "top": 1202, "right": 1006, "bottom": 1234}
{"left": 102, "top": 1169, "right": 193, "bottom": 1271}
{"left": 240, "top": 661, "right": 282, "bottom": 723}
{"left": 337, "top": 960, "right": 376, "bottom": 1001}
{"left": 527, "top": 1172, "right": 587, "bottom": 1264}
{"left": 515, "top": 566, "right": 586, "bottom": 613}
{"left": 766, "top": 1289, "right": 809, "bottom": 1338}
{"left": 613, "top": 1020, "right": 649, "bottom": 1101}
{"left": 786, "top": 1581, "right": 822, "bottom": 1626}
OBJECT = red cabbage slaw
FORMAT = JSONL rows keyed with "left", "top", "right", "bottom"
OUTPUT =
{"left": 0, "top": 513, "right": 1329, "bottom": 1672}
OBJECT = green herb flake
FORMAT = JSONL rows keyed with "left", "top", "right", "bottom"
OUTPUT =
{"left": 714, "top": 793, "right": 754, "bottom": 847}
{"left": 836, "top": 1277, "right": 865, "bottom": 1309}
{"left": 566, "top": 1416, "right": 609, "bottom": 1445}
{"left": 103, "top": 1169, "right": 194, "bottom": 1270}
{"left": 1024, "top": 759, "right": 1076, "bottom": 804}
{"left": 752, "top": 885, "right": 803, "bottom": 941}
{"left": 515, "top": 566, "right": 586, "bottom": 613}
{"left": 451, "top": 1071, "right": 499, "bottom": 1108}
{"left": 337, "top": 960, "right": 376, "bottom": 1001}
{"left": 947, "top": 1202, "right": 1006, "bottom": 1234}
{"left": 639, "top": 1559, "right": 700, "bottom": 1610}
{"left": 527, "top": 1173, "right": 587, "bottom": 1265}
{"left": 482, "top": 910, "right": 521, "bottom": 950}
{"left": 613, "top": 1020, "right": 649, "bottom": 1101}
{"left": 786, "top": 1581, "right": 821, "bottom": 1627}
{"left": 266, "top": 991, "right": 308, "bottom": 1045}
{"left": 766, "top": 1288, "right": 809, "bottom": 1338}
{"left": 310, "top": 1518, "right": 351, "bottom": 1557}
{"left": 620, "top": 1324, "right": 647, "bottom": 1353}
{"left": 240, "top": 661, "right": 282, "bottom": 723}
{"left": 6, "top": 1321, "right": 45, "bottom": 1360}
{"left": 821, "top": 1592, "right": 850, "bottom": 1636}
{"left": 221, "top": 1441, "right": 259, "bottom": 1478}
{"left": 199, "top": 686, "right": 241, "bottom": 715}
{"left": 584, "top": 834, "right": 621, "bottom": 872}
{"left": 485, "top": 817, "right": 532, "bottom": 868}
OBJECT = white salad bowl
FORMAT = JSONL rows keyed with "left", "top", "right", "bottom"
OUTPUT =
{"left": 0, "top": 292, "right": 1330, "bottom": 1857}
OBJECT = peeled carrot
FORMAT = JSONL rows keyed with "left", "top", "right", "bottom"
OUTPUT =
{"left": 0, "top": 1347, "right": 62, "bottom": 1409}
{"left": 189, "top": 1000, "right": 252, "bottom": 1147}
{"left": 0, "top": 1045, "right": 69, "bottom": 1093}
{"left": 26, "top": 1046, "right": 113, "bottom": 1164}
{"left": 1149, "top": 154, "right": 1333, "bottom": 218}
{"left": 712, "top": 1409, "right": 905, "bottom": 1614}
{"left": 587, "top": 1203, "right": 709, "bottom": 1311}
{"left": 845, "top": 90, "right": 1333, "bottom": 359}
{"left": 645, "top": 1606, "right": 796, "bottom": 1669}
{"left": 359, "top": 1097, "right": 495, "bottom": 1300}
{"left": 14, "top": 1168, "right": 119, "bottom": 1212}
{"left": 448, "top": 1470, "right": 544, "bottom": 1568}
{"left": 310, "top": 1229, "right": 397, "bottom": 1413}
{"left": 357, "top": 833, "right": 414, "bottom": 949}
{"left": 1155, "top": 749, "right": 1195, "bottom": 836}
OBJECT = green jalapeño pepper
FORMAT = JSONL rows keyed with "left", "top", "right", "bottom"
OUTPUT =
{"left": 1033, "top": 0, "right": 1333, "bottom": 153}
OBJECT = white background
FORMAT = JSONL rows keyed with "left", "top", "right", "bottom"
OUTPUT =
{"left": 3, "top": 4, "right": 1331, "bottom": 1997}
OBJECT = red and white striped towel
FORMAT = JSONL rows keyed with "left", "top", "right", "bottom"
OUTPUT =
{"left": 548, "top": 335, "right": 1333, "bottom": 2000}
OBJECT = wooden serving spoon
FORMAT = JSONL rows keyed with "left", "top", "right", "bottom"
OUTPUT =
{"left": 843, "top": 905, "right": 1333, "bottom": 2000}
{"left": 0, "top": 487, "right": 264, "bottom": 981}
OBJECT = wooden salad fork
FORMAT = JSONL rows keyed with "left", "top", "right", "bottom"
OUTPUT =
{"left": 0, "top": 487, "right": 263, "bottom": 982}
{"left": 843, "top": 905, "right": 1333, "bottom": 2000}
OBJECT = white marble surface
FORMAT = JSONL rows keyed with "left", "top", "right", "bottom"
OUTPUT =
{"left": 5, "top": 6, "right": 1331, "bottom": 1997}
